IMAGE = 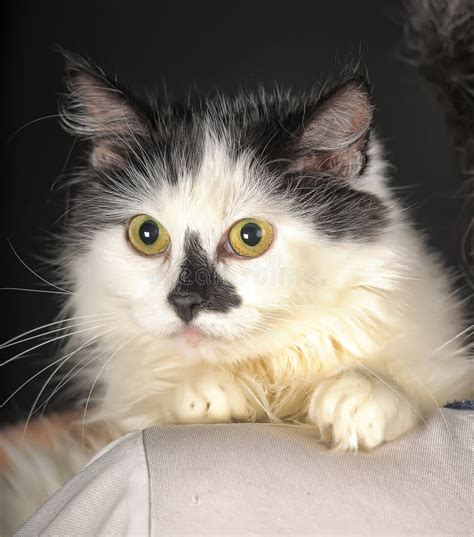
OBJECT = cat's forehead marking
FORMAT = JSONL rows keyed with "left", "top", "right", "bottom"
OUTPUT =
{"left": 155, "top": 137, "right": 269, "bottom": 238}
{"left": 138, "top": 124, "right": 386, "bottom": 249}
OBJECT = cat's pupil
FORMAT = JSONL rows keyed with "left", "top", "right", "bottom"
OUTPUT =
{"left": 139, "top": 221, "right": 159, "bottom": 245}
{"left": 240, "top": 222, "right": 262, "bottom": 247}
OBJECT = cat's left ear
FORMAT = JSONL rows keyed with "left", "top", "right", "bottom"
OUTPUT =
{"left": 292, "top": 77, "right": 373, "bottom": 178}
{"left": 60, "top": 52, "right": 149, "bottom": 169}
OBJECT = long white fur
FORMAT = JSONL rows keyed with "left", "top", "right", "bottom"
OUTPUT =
{"left": 67, "top": 133, "right": 472, "bottom": 435}
{"left": 1, "top": 126, "right": 472, "bottom": 534}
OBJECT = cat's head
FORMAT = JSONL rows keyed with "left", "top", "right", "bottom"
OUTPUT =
{"left": 60, "top": 54, "right": 394, "bottom": 364}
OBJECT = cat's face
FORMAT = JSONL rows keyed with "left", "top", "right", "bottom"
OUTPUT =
{"left": 62, "top": 55, "right": 389, "bottom": 363}
{"left": 72, "top": 139, "right": 324, "bottom": 360}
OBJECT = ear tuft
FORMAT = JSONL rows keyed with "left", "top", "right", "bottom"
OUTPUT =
{"left": 294, "top": 77, "right": 373, "bottom": 178}
{"left": 58, "top": 51, "right": 148, "bottom": 169}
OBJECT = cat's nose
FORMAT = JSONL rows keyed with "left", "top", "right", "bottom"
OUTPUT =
{"left": 167, "top": 291, "right": 204, "bottom": 323}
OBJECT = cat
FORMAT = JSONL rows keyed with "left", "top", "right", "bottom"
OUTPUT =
{"left": 46, "top": 53, "right": 471, "bottom": 441}
{"left": 2, "top": 17, "right": 473, "bottom": 532}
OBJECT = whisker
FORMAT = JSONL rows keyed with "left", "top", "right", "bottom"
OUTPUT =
{"left": 21, "top": 326, "right": 118, "bottom": 438}
{"left": 8, "top": 113, "right": 62, "bottom": 142}
{"left": 81, "top": 334, "right": 139, "bottom": 443}
{"left": 1, "top": 322, "right": 115, "bottom": 367}
{"left": 52, "top": 197, "right": 91, "bottom": 225}
{"left": 0, "top": 312, "right": 119, "bottom": 348}
{"left": 0, "top": 315, "right": 119, "bottom": 350}
{"left": 7, "top": 239, "right": 71, "bottom": 294}
{"left": 430, "top": 325, "right": 473, "bottom": 357}
{"left": 34, "top": 338, "right": 121, "bottom": 417}
{"left": 0, "top": 287, "right": 69, "bottom": 295}
{"left": 51, "top": 137, "right": 78, "bottom": 192}
{"left": 354, "top": 361, "right": 426, "bottom": 424}
{"left": 400, "top": 370, "right": 454, "bottom": 441}
{"left": 0, "top": 325, "right": 116, "bottom": 407}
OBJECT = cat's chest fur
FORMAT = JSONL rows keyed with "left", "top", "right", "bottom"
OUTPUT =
{"left": 91, "top": 307, "right": 390, "bottom": 430}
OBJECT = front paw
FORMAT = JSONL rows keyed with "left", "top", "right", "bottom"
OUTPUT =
{"left": 308, "top": 372, "right": 420, "bottom": 450}
{"left": 168, "top": 371, "right": 255, "bottom": 424}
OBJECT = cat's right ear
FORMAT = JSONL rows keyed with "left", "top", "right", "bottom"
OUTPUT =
{"left": 59, "top": 52, "right": 149, "bottom": 169}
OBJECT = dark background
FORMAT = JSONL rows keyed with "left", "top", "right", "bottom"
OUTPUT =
{"left": 0, "top": 0, "right": 467, "bottom": 426}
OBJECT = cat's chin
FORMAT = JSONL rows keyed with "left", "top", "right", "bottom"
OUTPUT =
{"left": 171, "top": 323, "right": 245, "bottom": 360}
{"left": 170, "top": 320, "right": 240, "bottom": 347}
{"left": 181, "top": 325, "right": 208, "bottom": 348}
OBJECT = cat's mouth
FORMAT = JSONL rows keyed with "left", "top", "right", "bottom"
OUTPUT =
{"left": 173, "top": 321, "right": 235, "bottom": 348}
{"left": 181, "top": 325, "right": 208, "bottom": 347}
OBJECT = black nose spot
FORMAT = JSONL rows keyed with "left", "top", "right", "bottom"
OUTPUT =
{"left": 167, "top": 232, "right": 242, "bottom": 322}
{"left": 168, "top": 291, "right": 204, "bottom": 323}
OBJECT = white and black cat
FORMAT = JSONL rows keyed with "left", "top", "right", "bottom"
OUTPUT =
{"left": 1, "top": 3, "right": 473, "bottom": 531}
{"left": 50, "top": 53, "right": 471, "bottom": 437}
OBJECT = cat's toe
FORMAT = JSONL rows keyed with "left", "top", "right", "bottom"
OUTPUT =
{"left": 308, "top": 372, "right": 419, "bottom": 450}
{"left": 170, "top": 372, "right": 253, "bottom": 424}
{"left": 172, "top": 381, "right": 231, "bottom": 423}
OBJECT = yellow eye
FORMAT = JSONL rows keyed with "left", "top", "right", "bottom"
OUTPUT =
{"left": 127, "top": 214, "right": 170, "bottom": 256}
{"left": 227, "top": 218, "right": 274, "bottom": 258}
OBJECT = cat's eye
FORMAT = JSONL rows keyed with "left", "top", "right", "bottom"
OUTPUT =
{"left": 127, "top": 214, "right": 170, "bottom": 255}
{"left": 227, "top": 218, "right": 274, "bottom": 258}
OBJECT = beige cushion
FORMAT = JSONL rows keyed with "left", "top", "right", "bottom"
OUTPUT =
{"left": 16, "top": 409, "right": 473, "bottom": 536}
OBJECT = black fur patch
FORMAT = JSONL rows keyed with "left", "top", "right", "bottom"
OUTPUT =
{"left": 62, "top": 55, "right": 389, "bottom": 245}
{"left": 225, "top": 97, "right": 388, "bottom": 242}
{"left": 167, "top": 232, "right": 241, "bottom": 320}
{"left": 281, "top": 174, "right": 388, "bottom": 241}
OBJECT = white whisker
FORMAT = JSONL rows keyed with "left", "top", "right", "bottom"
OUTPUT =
{"left": 0, "top": 316, "right": 119, "bottom": 350}
{"left": 81, "top": 334, "right": 139, "bottom": 443}
{"left": 430, "top": 325, "right": 473, "bottom": 357}
{"left": 21, "top": 326, "right": 118, "bottom": 438}
{"left": 0, "top": 287, "right": 68, "bottom": 295}
{"left": 35, "top": 338, "right": 122, "bottom": 417}
{"left": 1, "top": 325, "right": 116, "bottom": 408}
{"left": 0, "top": 312, "right": 118, "bottom": 348}
{"left": 7, "top": 239, "right": 71, "bottom": 294}
{"left": 8, "top": 113, "right": 62, "bottom": 142}
{"left": 354, "top": 361, "right": 426, "bottom": 424}
{"left": 1, "top": 323, "right": 115, "bottom": 367}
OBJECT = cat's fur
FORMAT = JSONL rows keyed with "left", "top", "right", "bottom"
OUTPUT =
{"left": 2, "top": 8, "right": 473, "bottom": 531}
{"left": 50, "top": 55, "right": 470, "bottom": 436}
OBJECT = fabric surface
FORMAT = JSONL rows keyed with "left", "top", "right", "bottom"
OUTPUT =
{"left": 15, "top": 431, "right": 149, "bottom": 537}
{"left": 16, "top": 409, "right": 473, "bottom": 536}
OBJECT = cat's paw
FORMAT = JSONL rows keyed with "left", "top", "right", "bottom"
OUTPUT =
{"left": 168, "top": 371, "right": 255, "bottom": 424}
{"left": 308, "top": 371, "right": 420, "bottom": 450}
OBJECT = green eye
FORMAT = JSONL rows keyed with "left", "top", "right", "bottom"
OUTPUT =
{"left": 127, "top": 214, "right": 170, "bottom": 255}
{"left": 228, "top": 218, "right": 274, "bottom": 257}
